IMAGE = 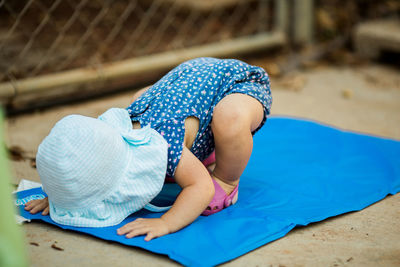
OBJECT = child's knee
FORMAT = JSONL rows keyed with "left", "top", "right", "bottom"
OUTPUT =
{"left": 211, "top": 107, "right": 250, "bottom": 141}
{"left": 212, "top": 94, "right": 264, "bottom": 138}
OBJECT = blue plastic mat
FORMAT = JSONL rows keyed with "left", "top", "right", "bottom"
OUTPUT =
{"left": 16, "top": 117, "right": 400, "bottom": 266}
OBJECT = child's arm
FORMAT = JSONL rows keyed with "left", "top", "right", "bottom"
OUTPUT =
{"left": 24, "top": 198, "right": 49, "bottom": 215}
{"left": 117, "top": 146, "right": 214, "bottom": 241}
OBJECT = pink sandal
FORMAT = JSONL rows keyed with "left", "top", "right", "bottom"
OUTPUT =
{"left": 202, "top": 151, "right": 239, "bottom": 216}
{"left": 201, "top": 151, "right": 239, "bottom": 216}
{"left": 202, "top": 178, "right": 239, "bottom": 216}
{"left": 167, "top": 151, "right": 239, "bottom": 215}
{"left": 202, "top": 150, "right": 216, "bottom": 167}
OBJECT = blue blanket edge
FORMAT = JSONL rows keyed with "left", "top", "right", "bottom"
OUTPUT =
{"left": 17, "top": 188, "right": 397, "bottom": 266}
{"left": 269, "top": 115, "right": 400, "bottom": 142}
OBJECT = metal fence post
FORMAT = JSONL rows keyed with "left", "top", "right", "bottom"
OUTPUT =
{"left": 275, "top": 0, "right": 289, "bottom": 34}
{"left": 293, "top": 0, "right": 314, "bottom": 44}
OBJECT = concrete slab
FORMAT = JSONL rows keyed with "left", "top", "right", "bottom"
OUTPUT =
{"left": 354, "top": 19, "right": 400, "bottom": 59}
{"left": 5, "top": 62, "right": 400, "bottom": 266}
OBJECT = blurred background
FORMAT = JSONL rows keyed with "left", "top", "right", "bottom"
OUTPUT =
{"left": 1, "top": 1, "right": 400, "bottom": 266}
{"left": 0, "top": 0, "right": 398, "bottom": 112}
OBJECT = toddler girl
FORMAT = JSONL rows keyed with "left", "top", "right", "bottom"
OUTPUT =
{"left": 25, "top": 57, "right": 272, "bottom": 241}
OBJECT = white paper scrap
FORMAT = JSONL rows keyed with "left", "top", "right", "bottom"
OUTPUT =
{"left": 14, "top": 179, "right": 43, "bottom": 224}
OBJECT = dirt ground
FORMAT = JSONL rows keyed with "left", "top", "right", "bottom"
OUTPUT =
{"left": 5, "top": 61, "right": 400, "bottom": 266}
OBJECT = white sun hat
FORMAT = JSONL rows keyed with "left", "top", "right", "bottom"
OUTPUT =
{"left": 36, "top": 108, "right": 169, "bottom": 227}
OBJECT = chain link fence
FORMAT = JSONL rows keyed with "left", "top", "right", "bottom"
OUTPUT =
{"left": 0, "top": 0, "right": 312, "bottom": 107}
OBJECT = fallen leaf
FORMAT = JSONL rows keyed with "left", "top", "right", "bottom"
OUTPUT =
{"left": 7, "top": 145, "right": 25, "bottom": 161}
{"left": 51, "top": 243, "right": 64, "bottom": 251}
{"left": 316, "top": 8, "right": 336, "bottom": 32}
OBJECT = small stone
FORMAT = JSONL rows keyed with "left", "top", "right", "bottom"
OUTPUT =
{"left": 30, "top": 158, "right": 37, "bottom": 168}
{"left": 342, "top": 88, "right": 353, "bottom": 99}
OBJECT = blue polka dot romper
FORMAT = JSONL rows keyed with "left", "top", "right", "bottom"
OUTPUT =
{"left": 126, "top": 57, "right": 272, "bottom": 177}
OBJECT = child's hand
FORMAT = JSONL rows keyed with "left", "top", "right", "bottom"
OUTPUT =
{"left": 24, "top": 197, "right": 49, "bottom": 215}
{"left": 117, "top": 218, "right": 170, "bottom": 241}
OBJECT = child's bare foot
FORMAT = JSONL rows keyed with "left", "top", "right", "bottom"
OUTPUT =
{"left": 211, "top": 173, "right": 238, "bottom": 196}
{"left": 206, "top": 162, "right": 216, "bottom": 173}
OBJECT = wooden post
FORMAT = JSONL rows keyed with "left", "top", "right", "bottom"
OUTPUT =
{"left": 0, "top": 32, "right": 285, "bottom": 104}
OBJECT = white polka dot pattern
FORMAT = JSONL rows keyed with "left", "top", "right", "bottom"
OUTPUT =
{"left": 127, "top": 57, "right": 272, "bottom": 177}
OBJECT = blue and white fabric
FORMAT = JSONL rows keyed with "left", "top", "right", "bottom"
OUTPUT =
{"left": 36, "top": 108, "right": 168, "bottom": 227}
{"left": 127, "top": 57, "right": 272, "bottom": 177}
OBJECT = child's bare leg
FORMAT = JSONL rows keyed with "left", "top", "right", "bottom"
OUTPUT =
{"left": 211, "top": 93, "right": 264, "bottom": 194}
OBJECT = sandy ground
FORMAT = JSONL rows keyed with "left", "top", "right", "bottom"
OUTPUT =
{"left": 5, "top": 62, "right": 400, "bottom": 266}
